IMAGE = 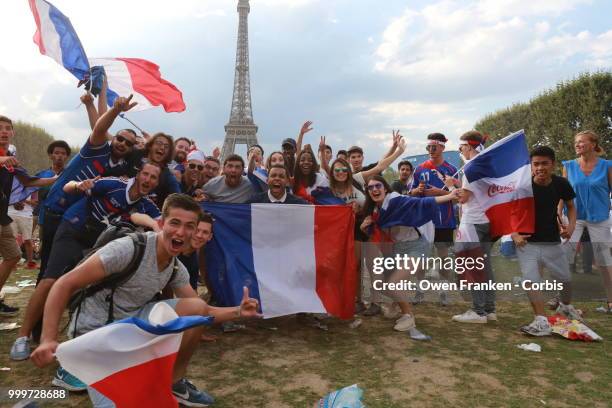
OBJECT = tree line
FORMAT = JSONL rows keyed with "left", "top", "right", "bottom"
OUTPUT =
{"left": 475, "top": 71, "right": 611, "bottom": 163}
{"left": 12, "top": 121, "right": 78, "bottom": 172}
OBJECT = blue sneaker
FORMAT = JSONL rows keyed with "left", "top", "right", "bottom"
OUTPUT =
{"left": 172, "top": 378, "right": 215, "bottom": 407}
{"left": 52, "top": 366, "right": 87, "bottom": 392}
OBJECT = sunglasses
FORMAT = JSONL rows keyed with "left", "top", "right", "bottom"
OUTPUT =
{"left": 333, "top": 167, "right": 349, "bottom": 173}
{"left": 188, "top": 163, "right": 204, "bottom": 171}
{"left": 367, "top": 182, "right": 384, "bottom": 191}
{"left": 425, "top": 145, "right": 439, "bottom": 152}
{"left": 115, "top": 135, "right": 135, "bottom": 147}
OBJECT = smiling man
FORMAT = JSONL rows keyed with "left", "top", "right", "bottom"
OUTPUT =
{"left": 10, "top": 163, "right": 163, "bottom": 368}
{"left": 247, "top": 165, "right": 309, "bottom": 204}
{"left": 202, "top": 154, "right": 255, "bottom": 203}
{"left": 30, "top": 194, "right": 261, "bottom": 407}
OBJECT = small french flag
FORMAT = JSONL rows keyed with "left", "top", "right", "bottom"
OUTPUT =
{"left": 463, "top": 130, "right": 535, "bottom": 237}
{"left": 28, "top": 0, "right": 90, "bottom": 80}
{"left": 56, "top": 303, "right": 213, "bottom": 408}
{"left": 90, "top": 58, "right": 186, "bottom": 113}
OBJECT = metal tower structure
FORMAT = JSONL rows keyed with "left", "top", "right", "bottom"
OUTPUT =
{"left": 221, "top": 0, "right": 258, "bottom": 162}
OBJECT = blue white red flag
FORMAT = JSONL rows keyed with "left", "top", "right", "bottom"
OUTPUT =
{"left": 28, "top": 0, "right": 90, "bottom": 80}
{"left": 371, "top": 192, "right": 437, "bottom": 243}
{"left": 56, "top": 303, "right": 213, "bottom": 408}
{"left": 90, "top": 58, "right": 186, "bottom": 112}
{"left": 463, "top": 130, "right": 535, "bottom": 237}
{"left": 203, "top": 203, "right": 356, "bottom": 319}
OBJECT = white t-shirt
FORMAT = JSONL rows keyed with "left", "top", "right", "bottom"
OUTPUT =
{"left": 335, "top": 187, "right": 366, "bottom": 208}
{"left": 460, "top": 174, "right": 489, "bottom": 225}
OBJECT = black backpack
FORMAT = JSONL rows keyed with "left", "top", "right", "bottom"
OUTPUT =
{"left": 68, "top": 225, "right": 148, "bottom": 337}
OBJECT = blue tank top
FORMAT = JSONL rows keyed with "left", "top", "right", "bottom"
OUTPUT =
{"left": 562, "top": 159, "right": 611, "bottom": 222}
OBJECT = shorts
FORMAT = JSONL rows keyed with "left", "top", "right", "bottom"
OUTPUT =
{"left": 434, "top": 228, "right": 454, "bottom": 248}
{"left": 10, "top": 215, "right": 33, "bottom": 241}
{"left": 516, "top": 243, "right": 571, "bottom": 283}
{"left": 43, "top": 221, "right": 100, "bottom": 280}
{"left": 0, "top": 223, "right": 20, "bottom": 260}
{"left": 566, "top": 218, "right": 612, "bottom": 267}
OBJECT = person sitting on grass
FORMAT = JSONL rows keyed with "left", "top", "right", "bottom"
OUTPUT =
{"left": 31, "top": 194, "right": 262, "bottom": 407}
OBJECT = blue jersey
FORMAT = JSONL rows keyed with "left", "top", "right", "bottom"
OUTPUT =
{"left": 412, "top": 159, "right": 458, "bottom": 229}
{"left": 63, "top": 177, "right": 160, "bottom": 231}
{"left": 42, "top": 140, "right": 122, "bottom": 224}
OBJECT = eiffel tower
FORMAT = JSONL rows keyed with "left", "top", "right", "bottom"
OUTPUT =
{"left": 221, "top": 0, "right": 258, "bottom": 163}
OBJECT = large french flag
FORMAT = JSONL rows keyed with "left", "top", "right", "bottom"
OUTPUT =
{"left": 89, "top": 58, "right": 186, "bottom": 113}
{"left": 463, "top": 130, "right": 535, "bottom": 237}
{"left": 28, "top": 0, "right": 90, "bottom": 80}
{"left": 203, "top": 203, "right": 356, "bottom": 319}
{"left": 56, "top": 303, "right": 212, "bottom": 408}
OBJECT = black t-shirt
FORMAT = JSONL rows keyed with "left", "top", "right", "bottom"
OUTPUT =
{"left": 529, "top": 175, "right": 575, "bottom": 243}
{"left": 391, "top": 180, "right": 411, "bottom": 195}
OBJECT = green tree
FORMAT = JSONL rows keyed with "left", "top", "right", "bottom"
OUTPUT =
{"left": 12, "top": 121, "right": 79, "bottom": 172}
{"left": 475, "top": 71, "right": 611, "bottom": 163}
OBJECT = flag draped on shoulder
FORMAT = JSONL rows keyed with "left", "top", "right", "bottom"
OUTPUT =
{"left": 463, "top": 130, "right": 535, "bottom": 237}
{"left": 90, "top": 58, "right": 186, "bottom": 112}
{"left": 55, "top": 303, "right": 213, "bottom": 408}
{"left": 369, "top": 193, "right": 438, "bottom": 243}
{"left": 28, "top": 0, "right": 90, "bottom": 80}
{"left": 203, "top": 203, "right": 356, "bottom": 319}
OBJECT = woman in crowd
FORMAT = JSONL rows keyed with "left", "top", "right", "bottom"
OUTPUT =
{"left": 248, "top": 150, "right": 289, "bottom": 193}
{"left": 562, "top": 130, "right": 612, "bottom": 313}
{"left": 360, "top": 175, "right": 457, "bottom": 339}
{"left": 447, "top": 130, "right": 497, "bottom": 323}
{"left": 292, "top": 145, "right": 329, "bottom": 203}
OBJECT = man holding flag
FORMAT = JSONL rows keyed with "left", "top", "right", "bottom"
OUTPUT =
{"left": 31, "top": 194, "right": 262, "bottom": 407}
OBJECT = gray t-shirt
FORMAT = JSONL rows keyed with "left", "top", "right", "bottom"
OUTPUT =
{"left": 203, "top": 175, "right": 254, "bottom": 203}
{"left": 69, "top": 231, "right": 189, "bottom": 337}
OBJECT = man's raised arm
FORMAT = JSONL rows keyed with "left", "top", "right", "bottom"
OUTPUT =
{"left": 89, "top": 94, "right": 138, "bottom": 146}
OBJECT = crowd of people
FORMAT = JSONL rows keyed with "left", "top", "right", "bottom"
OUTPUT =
{"left": 0, "top": 89, "right": 610, "bottom": 407}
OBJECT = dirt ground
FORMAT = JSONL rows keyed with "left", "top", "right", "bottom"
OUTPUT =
{"left": 1, "top": 266, "right": 611, "bottom": 408}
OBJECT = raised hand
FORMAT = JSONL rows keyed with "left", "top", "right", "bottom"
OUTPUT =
{"left": 77, "top": 176, "right": 100, "bottom": 192}
{"left": 212, "top": 147, "right": 221, "bottom": 159}
{"left": 80, "top": 92, "right": 94, "bottom": 105}
{"left": 113, "top": 94, "right": 138, "bottom": 112}
{"left": 392, "top": 129, "right": 401, "bottom": 147}
{"left": 397, "top": 136, "right": 406, "bottom": 152}
{"left": 319, "top": 135, "right": 326, "bottom": 151}
{"left": 299, "top": 121, "right": 314, "bottom": 137}
{"left": 239, "top": 286, "right": 262, "bottom": 318}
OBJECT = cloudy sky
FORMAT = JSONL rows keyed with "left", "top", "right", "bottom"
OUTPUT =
{"left": 1, "top": 0, "right": 610, "bottom": 163}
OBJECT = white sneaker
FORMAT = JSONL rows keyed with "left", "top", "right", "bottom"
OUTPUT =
{"left": 452, "top": 310, "right": 487, "bottom": 324}
{"left": 556, "top": 303, "right": 583, "bottom": 322}
{"left": 394, "top": 314, "right": 416, "bottom": 331}
{"left": 521, "top": 316, "right": 552, "bottom": 336}
{"left": 486, "top": 312, "right": 498, "bottom": 321}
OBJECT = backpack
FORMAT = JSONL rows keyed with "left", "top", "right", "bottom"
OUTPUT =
{"left": 68, "top": 225, "right": 148, "bottom": 337}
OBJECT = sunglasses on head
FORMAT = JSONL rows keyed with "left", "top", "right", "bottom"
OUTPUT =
{"left": 115, "top": 135, "right": 135, "bottom": 147}
{"left": 188, "top": 163, "right": 204, "bottom": 171}
{"left": 367, "top": 182, "right": 384, "bottom": 191}
{"left": 333, "top": 167, "right": 349, "bottom": 173}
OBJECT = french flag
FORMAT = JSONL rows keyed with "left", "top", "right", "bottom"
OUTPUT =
{"left": 56, "top": 303, "right": 212, "bottom": 408}
{"left": 463, "top": 130, "right": 535, "bottom": 237}
{"left": 203, "top": 203, "right": 356, "bottom": 319}
{"left": 28, "top": 0, "right": 90, "bottom": 80}
{"left": 90, "top": 58, "right": 186, "bottom": 113}
{"left": 372, "top": 192, "right": 437, "bottom": 243}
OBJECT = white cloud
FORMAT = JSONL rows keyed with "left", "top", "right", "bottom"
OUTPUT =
{"left": 373, "top": 0, "right": 610, "bottom": 84}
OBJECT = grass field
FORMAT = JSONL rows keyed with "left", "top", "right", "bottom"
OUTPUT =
{"left": 1, "top": 263, "right": 611, "bottom": 408}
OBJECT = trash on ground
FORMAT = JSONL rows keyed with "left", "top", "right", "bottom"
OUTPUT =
{"left": 0, "top": 367, "right": 10, "bottom": 371}
{"left": 548, "top": 315, "right": 603, "bottom": 342}
{"left": 349, "top": 319, "right": 362, "bottom": 329}
{"left": 16, "top": 280, "right": 35, "bottom": 288}
{"left": 0, "top": 322, "right": 21, "bottom": 331}
{"left": 316, "top": 384, "right": 364, "bottom": 408}
{"left": 517, "top": 343, "right": 541, "bottom": 352}
{"left": 0, "top": 286, "right": 21, "bottom": 295}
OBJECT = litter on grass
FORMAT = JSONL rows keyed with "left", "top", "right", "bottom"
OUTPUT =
{"left": 317, "top": 384, "right": 364, "bottom": 408}
{"left": 0, "top": 286, "right": 21, "bottom": 296}
{"left": 548, "top": 315, "right": 603, "bottom": 342}
{"left": 517, "top": 343, "right": 541, "bottom": 352}
{"left": 0, "top": 322, "right": 21, "bottom": 331}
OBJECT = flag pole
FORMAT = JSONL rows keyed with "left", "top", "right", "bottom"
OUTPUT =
{"left": 119, "top": 113, "right": 145, "bottom": 134}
